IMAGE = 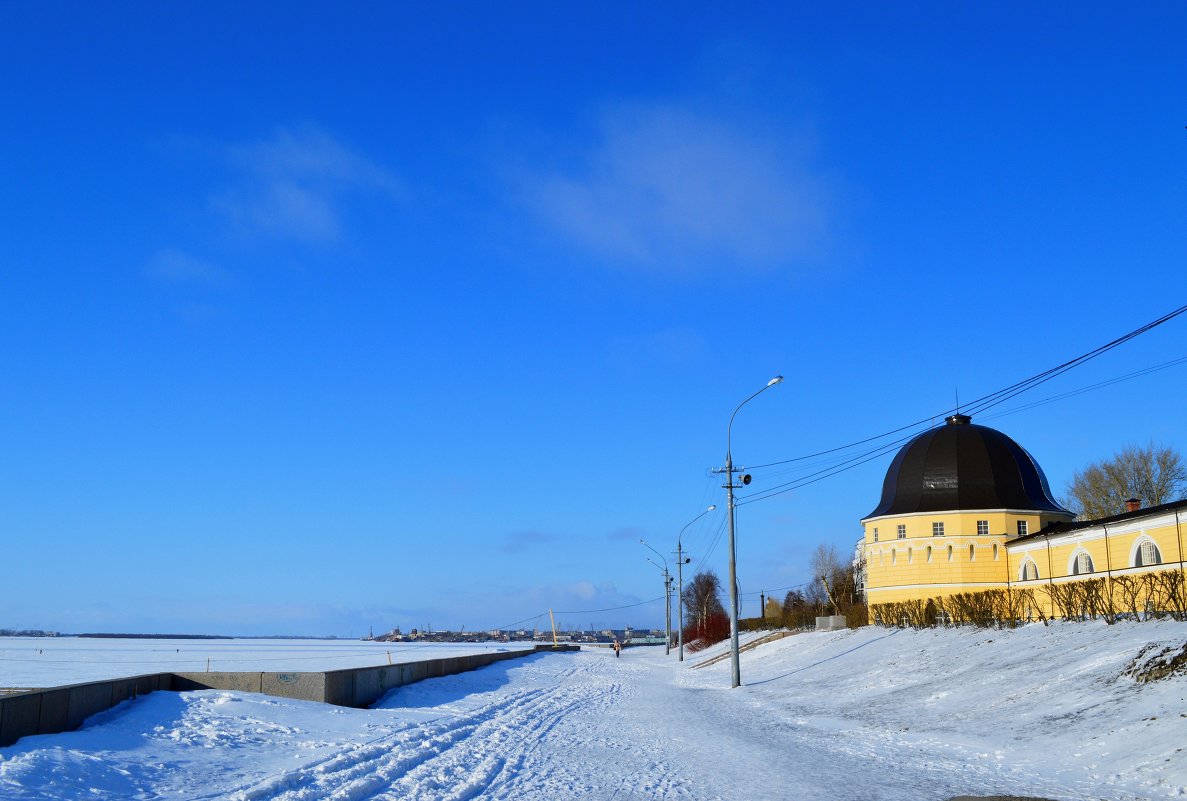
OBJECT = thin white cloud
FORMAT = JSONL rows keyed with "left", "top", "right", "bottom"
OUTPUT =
{"left": 144, "top": 248, "right": 233, "bottom": 287}
{"left": 499, "top": 530, "right": 560, "bottom": 554}
{"left": 216, "top": 125, "right": 402, "bottom": 244}
{"left": 606, "top": 526, "right": 647, "bottom": 541}
{"left": 518, "top": 103, "right": 836, "bottom": 274}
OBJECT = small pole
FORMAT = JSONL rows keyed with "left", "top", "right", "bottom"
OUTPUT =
{"left": 206, "top": 657, "right": 210, "bottom": 673}
{"left": 387, "top": 651, "right": 392, "bottom": 665}
{"left": 676, "top": 504, "right": 715, "bottom": 663}
{"left": 663, "top": 571, "right": 672, "bottom": 655}
{"left": 549, "top": 608, "right": 558, "bottom": 647}
{"left": 677, "top": 540, "right": 686, "bottom": 661}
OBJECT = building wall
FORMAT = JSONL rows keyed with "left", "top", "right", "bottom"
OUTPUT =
{"left": 862, "top": 509, "right": 1070, "bottom": 607}
{"left": 1010, "top": 506, "right": 1187, "bottom": 616}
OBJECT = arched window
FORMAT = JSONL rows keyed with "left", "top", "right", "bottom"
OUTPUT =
{"left": 947, "top": 545, "right": 953, "bottom": 562}
{"left": 926, "top": 546, "right": 933, "bottom": 563}
{"left": 968, "top": 544, "right": 975, "bottom": 561}
{"left": 908, "top": 547, "right": 913, "bottom": 564}
{"left": 891, "top": 549, "right": 897, "bottom": 565}
{"left": 1072, "top": 551, "right": 1094, "bottom": 575}
{"left": 1134, "top": 539, "right": 1162, "bottom": 567}
{"left": 992, "top": 543, "right": 999, "bottom": 560}
{"left": 1020, "top": 560, "right": 1039, "bottom": 581}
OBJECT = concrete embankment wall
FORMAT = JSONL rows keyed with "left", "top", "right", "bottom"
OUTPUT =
{"left": 0, "top": 644, "right": 576, "bottom": 747}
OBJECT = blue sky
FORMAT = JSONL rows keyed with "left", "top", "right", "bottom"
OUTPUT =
{"left": 2, "top": 3, "right": 1185, "bottom": 636}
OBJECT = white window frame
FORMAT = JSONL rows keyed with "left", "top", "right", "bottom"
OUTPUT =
{"left": 1130, "top": 537, "right": 1162, "bottom": 568}
{"left": 1070, "top": 549, "right": 1094, "bottom": 575}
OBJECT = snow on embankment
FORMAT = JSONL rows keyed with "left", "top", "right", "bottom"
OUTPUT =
{"left": 1, "top": 623, "right": 1184, "bottom": 800}
{"left": 684, "top": 619, "right": 1187, "bottom": 798}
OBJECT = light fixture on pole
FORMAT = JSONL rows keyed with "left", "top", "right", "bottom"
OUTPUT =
{"left": 640, "top": 540, "right": 672, "bottom": 655}
{"left": 717, "top": 375, "right": 782, "bottom": 689}
{"left": 676, "top": 504, "right": 715, "bottom": 662}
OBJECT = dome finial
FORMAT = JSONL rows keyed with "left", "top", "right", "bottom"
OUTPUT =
{"left": 946, "top": 414, "right": 971, "bottom": 425}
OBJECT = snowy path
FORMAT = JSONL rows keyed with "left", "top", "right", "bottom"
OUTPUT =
{"left": 3, "top": 624, "right": 1185, "bottom": 800}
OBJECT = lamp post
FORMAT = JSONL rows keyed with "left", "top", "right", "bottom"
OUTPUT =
{"left": 676, "top": 504, "right": 715, "bottom": 662}
{"left": 640, "top": 540, "right": 672, "bottom": 655}
{"left": 721, "top": 375, "right": 783, "bottom": 688}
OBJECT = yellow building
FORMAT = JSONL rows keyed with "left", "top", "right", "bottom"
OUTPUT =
{"left": 1010, "top": 497, "right": 1187, "bottom": 618}
{"left": 861, "top": 414, "right": 1074, "bottom": 613}
{"left": 861, "top": 413, "right": 1187, "bottom": 623}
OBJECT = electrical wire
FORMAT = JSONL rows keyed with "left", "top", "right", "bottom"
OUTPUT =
{"left": 734, "top": 306, "right": 1187, "bottom": 506}
{"left": 979, "top": 354, "right": 1187, "bottom": 422}
{"left": 744, "top": 304, "right": 1187, "bottom": 472}
{"left": 553, "top": 595, "right": 666, "bottom": 615}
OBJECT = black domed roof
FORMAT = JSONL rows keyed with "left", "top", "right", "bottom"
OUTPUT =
{"left": 864, "top": 414, "right": 1071, "bottom": 519}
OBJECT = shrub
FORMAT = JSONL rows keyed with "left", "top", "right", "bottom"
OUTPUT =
{"left": 683, "top": 611, "right": 731, "bottom": 652}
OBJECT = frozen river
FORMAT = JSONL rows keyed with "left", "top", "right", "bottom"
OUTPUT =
{"left": 0, "top": 637, "right": 533, "bottom": 688}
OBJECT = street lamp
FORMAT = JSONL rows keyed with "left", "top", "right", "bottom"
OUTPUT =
{"left": 640, "top": 539, "right": 672, "bottom": 655}
{"left": 721, "top": 375, "right": 783, "bottom": 688}
{"left": 676, "top": 504, "right": 715, "bottom": 662}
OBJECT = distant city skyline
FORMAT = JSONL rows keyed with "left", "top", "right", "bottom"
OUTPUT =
{"left": 2, "top": 3, "right": 1185, "bottom": 635}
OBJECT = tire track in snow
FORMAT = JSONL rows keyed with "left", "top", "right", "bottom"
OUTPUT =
{"left": 227, "top": 655, "right": 596, "bottom": 801}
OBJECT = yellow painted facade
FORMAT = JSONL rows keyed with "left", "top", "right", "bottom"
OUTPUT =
{"left": 1009, "top": 505, "right": 1187, "bottom": 617}
{"left": 863, "top": 510, "right": 1070, "bottom": 607}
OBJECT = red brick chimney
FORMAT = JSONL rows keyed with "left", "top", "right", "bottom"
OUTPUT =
{"left": 1125, "top": 498, "right": 1141, "bottom": 513}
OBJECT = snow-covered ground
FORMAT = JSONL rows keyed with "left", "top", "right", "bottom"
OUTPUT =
{"left": 2, "top": 621, "right": 1185, "bottom": 800}
{"left": 0, "top": 639, "right": 531, "bottom": 688}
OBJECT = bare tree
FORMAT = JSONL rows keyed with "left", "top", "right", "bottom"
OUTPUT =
{"left": 681, "top": 571, "right": 726, "bottom": 631}
{"left": 1064, "top": 443, "right": 1186, "bottom": 520}
{"left": 809, "top": 543, "right": 853, "bottom": 613}
{"left": 782, "top": 589, "right": 811, "bottom": 627}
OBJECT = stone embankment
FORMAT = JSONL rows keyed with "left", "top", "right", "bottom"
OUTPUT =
{"left": 0, "top": 644, "right": 578, "bottom": 747}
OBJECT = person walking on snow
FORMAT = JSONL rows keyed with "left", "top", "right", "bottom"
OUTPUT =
{"left": 613, "top": 639, "right": 621, "bottom": 658}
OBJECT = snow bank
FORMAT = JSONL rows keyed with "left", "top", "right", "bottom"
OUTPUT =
{"left": 1, "top": 621, "right": 1184, "bottom": 800}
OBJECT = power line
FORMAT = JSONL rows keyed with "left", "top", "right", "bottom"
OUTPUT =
{"left": 739, "top": 351, "right": 1187, "bottom": 507}
{"left": 980, "top": 354, "right": 1187, "bottom": 422}
{"left": 553, "top": 596, "right": 666, "bottom": 615}
{"left": 744, "top": 304, "right": 1187, "bottom": 472}
{"left": 734, "top": 305, "right": 1187, "bottom": 505}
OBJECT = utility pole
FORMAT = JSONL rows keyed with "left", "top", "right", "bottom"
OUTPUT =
{"left": 664, "top": 574, "right": 673, "bottom": 652}
{"left": 724, "top": 461, "right": 743, "bottom": 686}
{"left": 714, "top": 375, "right": 783, "bottom": 689}
{"left": 640, "top": 540, "right": 672, "bottom": 655}
{"left": 676, "top": 504, "right": 714, "bottom": 662}
{"left": 676, "top": 540, "right": 688, "bottom": 660}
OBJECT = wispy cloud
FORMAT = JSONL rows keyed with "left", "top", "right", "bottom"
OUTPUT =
{"left": 144, "top": 248, "right": 233, "bottom": 288}
{"left": 216, "top": 125, "right": 402, "bottom": 243}
{"left": 509, "top": 580, "right": 642, "bottom": 616}
{"left": 517, "top": 103, "right": 836, "bottom": 275}
{"left": 606, "top": 526, "right": 647, "bottom": 542}
{"left": 499, "top": 530, "right": 559, "bottom": 554}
